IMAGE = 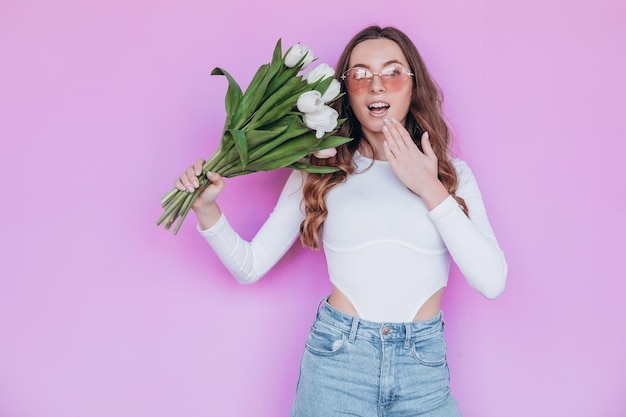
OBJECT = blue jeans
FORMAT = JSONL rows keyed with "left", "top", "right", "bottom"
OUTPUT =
{"left": 291, "top": 299, "right": 462, "bottom": 417}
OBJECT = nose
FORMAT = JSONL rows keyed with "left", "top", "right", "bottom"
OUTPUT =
{"left": 369, "top": 74, "right": 385, "bottom": 93}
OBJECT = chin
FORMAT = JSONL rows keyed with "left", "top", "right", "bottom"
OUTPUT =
{"left": 361, "top": 119, "right": 383, "bottom": 132}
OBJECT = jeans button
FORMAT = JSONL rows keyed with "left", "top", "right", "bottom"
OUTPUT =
{"left": 382, "top": 326, "right": 390, "bottom": 335}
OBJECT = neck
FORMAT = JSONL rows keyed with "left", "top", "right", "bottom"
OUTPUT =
{"left": 359, "top": 134, "right": 387, "bottom": 161}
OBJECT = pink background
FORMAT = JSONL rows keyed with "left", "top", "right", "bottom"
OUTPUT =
{"left": 1, "top": 0, "right": 625, "bottom": 416}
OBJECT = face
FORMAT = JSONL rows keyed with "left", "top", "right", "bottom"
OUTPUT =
{"left": 344, "top": 38, "right": 413, "bottom": 143}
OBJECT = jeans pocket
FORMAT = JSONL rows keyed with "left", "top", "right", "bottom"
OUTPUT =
{"left": 411, "top": 331, "right": 447, "bottom": 366}
{"left": 304, "top": 319, "right": 347, "bottom": 356}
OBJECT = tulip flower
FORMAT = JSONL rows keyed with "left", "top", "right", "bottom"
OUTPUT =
{"left": 284, "top": 43, "right": 314, "bottom": 69}
{"left": 313, "top": 148, "right": 338, "bottom": 158}
{"left": 297, "top": 90, "right": 324, "bottom": 114}
{"left": 303, "top": 63, "right": 335, "bottom": 84}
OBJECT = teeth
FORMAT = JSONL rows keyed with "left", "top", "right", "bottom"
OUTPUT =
{"left": 368, "top": 102, "right": 389, "bottom": 109}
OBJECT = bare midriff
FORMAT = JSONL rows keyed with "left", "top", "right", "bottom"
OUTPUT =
{"left": 327, "top": 285, "right": 444, "bottom": 322}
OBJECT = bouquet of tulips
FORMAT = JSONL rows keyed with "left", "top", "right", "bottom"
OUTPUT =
{"left": 156, "top": 40, "right": 351, "bottom": 234}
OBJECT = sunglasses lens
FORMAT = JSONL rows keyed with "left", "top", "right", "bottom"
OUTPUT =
{"left": 344, "top": 66, "right": 411, "bottom": 93}
{"left": 381, "top": 67, "right": 410, "bottom": 90}
{"left": 344, "top": 69, "right": 370, "bottom": 93}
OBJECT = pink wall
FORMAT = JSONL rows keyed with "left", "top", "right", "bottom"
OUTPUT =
{"left": 1, "top": 0, "right": 625, "bottom": 416}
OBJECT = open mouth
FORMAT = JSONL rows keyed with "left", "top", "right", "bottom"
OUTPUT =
{"left": 368, "top": 101, "right": 390, "bottom": 115}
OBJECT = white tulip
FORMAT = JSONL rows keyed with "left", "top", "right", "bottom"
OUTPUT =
{"left": 321, "top": 79, "right": 341, "bottom": 103}
{"left": 303, "top": 63, "right": 335, "bottom": 84}
{"left": 313, "top": 148, "right": 337, "bottom": 158}
{"left": 284, "top": 43, "right": 314, "bottom": 69}
{"left": 304, "top": 106, "right": 339, "bottom": 138}
{"left": 297, "top": 91, "right": 324, "bottom": 114}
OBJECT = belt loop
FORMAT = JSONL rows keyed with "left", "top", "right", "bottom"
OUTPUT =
{"left": 404, "top": 323, "right": 412, "bottom": 349}
{"left": 349, "top": 317, "right": 359, "bottom": 343}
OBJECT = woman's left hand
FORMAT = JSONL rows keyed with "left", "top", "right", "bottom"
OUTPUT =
{"left": 382, "top": 118, "right": 449, "bottom": 209}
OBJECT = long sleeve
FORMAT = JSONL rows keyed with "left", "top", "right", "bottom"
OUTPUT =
{"left": 197, "top": 170, "right": 306, "bottom": 284}
{"left": 428, "top": 159, "right": 507, "bottom": 298}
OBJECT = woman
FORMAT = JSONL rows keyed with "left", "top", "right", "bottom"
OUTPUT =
{"left": 176, "top": 26, "right": 506, "bottom": 416}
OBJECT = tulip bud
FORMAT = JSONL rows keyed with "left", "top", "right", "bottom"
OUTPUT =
{"left": 303, "top": 63, "right": 335, "bottom": 84}
{"left": 297, "top": 91, "right": 324, "bottom": 114}
{"left": 284, "top": 43, "right": 314, "bottom": 69}
{"left": 321, "top": 79, "right": 341, "bottom": 103}
{"left": 304, "top": 106, "right": 339, "bottom": 139}
{"left": 313, "top": 148, "right": 338, "bottom": 158}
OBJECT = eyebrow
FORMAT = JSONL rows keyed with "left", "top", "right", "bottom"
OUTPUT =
{"left": 349, "top": 59, "right": 406, "bottom": 69}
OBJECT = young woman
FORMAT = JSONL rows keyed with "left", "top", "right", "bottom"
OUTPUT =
{"left": 175, "top": 26, "right": 507, "bottom": 417}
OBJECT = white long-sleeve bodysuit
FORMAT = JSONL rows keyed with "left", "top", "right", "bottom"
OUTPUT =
{"left": 199, "top": 153, "right": 507, "bottom": 323}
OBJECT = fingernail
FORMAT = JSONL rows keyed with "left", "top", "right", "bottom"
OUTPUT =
{"left": 424, "top": 131, "right": 430, "bottom": 140}
{"left": 193, "top": 181, "right": 199, "bottom": 187}
{"left": 382, "top": 125, "right": 389, "bottom": 133}
{"left": 187, "top": 186, "right": 194, "bottom": 192}
{"left": 391, "top": 118, "right": 398, "bottom": 124}
{"left": 383, "top": 118, "right": 389, "bottom": 124}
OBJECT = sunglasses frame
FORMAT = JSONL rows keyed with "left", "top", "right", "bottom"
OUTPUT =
{"left": 340, "top": 65, "right": 414, "bottom": 93}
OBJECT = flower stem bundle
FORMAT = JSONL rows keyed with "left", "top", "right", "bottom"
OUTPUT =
{"left": 157, "top": 39, "right": 351, "bottom": 234}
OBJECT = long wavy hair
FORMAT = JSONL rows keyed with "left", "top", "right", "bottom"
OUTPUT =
{"left": 299, "top": 26, "right": 468, "bottom": 249}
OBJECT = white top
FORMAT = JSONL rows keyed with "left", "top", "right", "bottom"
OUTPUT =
{"left": 199, "top": 153, "right": 507, "bottom": 322}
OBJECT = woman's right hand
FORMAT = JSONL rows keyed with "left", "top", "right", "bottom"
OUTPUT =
{"left": 174, "top": 158, "right": 226, "bottom": 211}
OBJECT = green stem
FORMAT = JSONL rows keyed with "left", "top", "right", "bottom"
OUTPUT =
{"left": 156, "top": 191, "right": 188, "bottom": 226}
{"left": 172, "top": 189, "right": 199, "bottom": 235}
{"left": 160, "top": 188, "right": 178, "bottom": 206}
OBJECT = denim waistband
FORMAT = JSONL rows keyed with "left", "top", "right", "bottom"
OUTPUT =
{"left": 316, "top": 297, "right": 444, "bottom": 345}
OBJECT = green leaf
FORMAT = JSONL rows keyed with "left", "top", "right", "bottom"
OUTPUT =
{"left": 245, "top": 114, "right": 310, "bottom": 160}
{"left": 247, "top": 152, "right": 307, "bottom": 171}
{"left": 249, "top": 94, "right": 298, "bottom": 128}
{"left": 312, "top": 135, "right": 354, "bottom": 150}
{"left": 211, "top": 67, "right": 243, "bottom": 128}
{"left": 246, "top": 131, "right": 321, "bottom": 171}
{"left": 221, "top": 168, "right": 256, "bottom": 177}
{"left": 236, "top": 47, "right": 286, "bottom": 129}
{"left": 246, "top": 123, "right": 308, "bottom": 161}
{"left": 265, "top": 65, "right": 300, "bottom": 97}
{"left": 228, "top": 129, "right": 249, "bottom": 168}
{"left": 265, "top": 113, "right": 306, "bottom": 130}
{"left": 247, "top": 76, "right": 308, "bottom": 129}
{"left": 245, "top": 126, "right": 288, "bottom": 147}
{"left": 270, "top": 39, "right": 283, "bottom": 72}
{"left": 312, "top": 76, "right": 333, "bottom": 95}
{"left": 288, "top": 161, "right": 342, "bottom": 173}
{"left": 235, "top": 64, "right": 269, "bottom": 126}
